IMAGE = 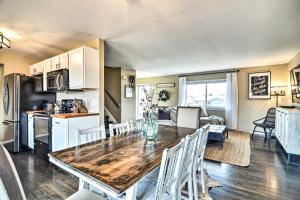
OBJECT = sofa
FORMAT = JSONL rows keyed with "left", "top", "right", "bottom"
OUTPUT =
{"left": 153, "top": 106, "right": 225, "bottom": 127}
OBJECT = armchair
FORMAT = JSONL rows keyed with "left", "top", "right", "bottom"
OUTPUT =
{"left": 252, "top": 108, "right": 276, "bottom": 138}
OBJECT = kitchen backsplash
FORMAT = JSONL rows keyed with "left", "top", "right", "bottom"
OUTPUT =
{"left": 56, "top": 90, "right": 99, "bottom": 113}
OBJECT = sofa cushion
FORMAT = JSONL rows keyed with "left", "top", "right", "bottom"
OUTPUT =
{"left": 200, "top": 115, "right": 225, "bottom": 127}
{"left": 170, "top": 107, "right": 177, "bottom": 123}
{"left": 158, "top": 108, "right": 171, "bottom": 120}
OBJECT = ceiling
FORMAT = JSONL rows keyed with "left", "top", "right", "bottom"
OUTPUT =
{"left": 0, "top": 0, "right": 300, "bottom": 77}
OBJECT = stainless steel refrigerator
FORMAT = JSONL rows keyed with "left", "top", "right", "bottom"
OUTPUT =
{"left": 2, "top": 73, "right": 56, "bottom": 152}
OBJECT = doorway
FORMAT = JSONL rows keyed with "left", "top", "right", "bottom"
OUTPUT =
{"left": 136, "top": 84, "right": 150, "bottom": 119}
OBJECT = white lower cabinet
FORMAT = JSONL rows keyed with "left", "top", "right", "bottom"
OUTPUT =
{"left": 51, "top": 115, "right": 99, "bottom": 151}
{"left": 52, "top": 126, "right": 68, "bottom": 152}
{"left": 28, "top": 114, "right": 34, "bottom": 149}
{"left": 276, "top": 108, "right": 300, "bottom": 155}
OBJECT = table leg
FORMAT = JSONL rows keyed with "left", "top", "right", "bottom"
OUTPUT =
{"left": 125, "top": 184, "right": 137, "bottom": 200}
{"left": 219, "top": 140, "right": 224, "bottom": 149}
{"left": 79, "top": 178, "right": 87, "bottom": 190}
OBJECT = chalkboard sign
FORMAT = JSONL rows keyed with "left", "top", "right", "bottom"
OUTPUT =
{"left": 248, "top": 72, "right": 271, "bottom": 99}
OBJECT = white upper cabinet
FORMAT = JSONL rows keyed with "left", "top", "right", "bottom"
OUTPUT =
{"left": 30, "top": 62, "right": 43, "bottom": 75}
{"left": 60, "top": 52, "right": 69, "bottom": 69}
{"left": 42, "top": 59, "right": 52, "bottom": 91}
{"left": 29, "top": 46, "right": 98, "bottom": 90}
{"left": 51, "top": 52, "right": 69, "bottom": 71}
{"left": 69, "top": 46, "right": 99, "bottom": 89}
{"left": 51, "top": 55, "right": 60, "bottom": 71}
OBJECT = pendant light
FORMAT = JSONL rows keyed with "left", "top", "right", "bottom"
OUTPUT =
{"left": 0, "top": 32, "right": 11, "bottom": 49}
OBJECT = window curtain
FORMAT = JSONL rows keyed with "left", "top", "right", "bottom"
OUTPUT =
{"left": 178, "top": 76, "right": 187, "bottom": 106}
{"left": 225, "top": 72, "right": 238, "bottom": 130}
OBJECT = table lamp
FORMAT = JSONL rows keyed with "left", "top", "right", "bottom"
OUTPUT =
{"left": 271, "top": 86, "right": 286, "bottom": 107}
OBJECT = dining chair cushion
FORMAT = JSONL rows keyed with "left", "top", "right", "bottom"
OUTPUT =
{"left": 66, "top": 189, "right": 106, "bottom": 200}
{"left": 176, "top": 106, "right": 201, "bottom": 129}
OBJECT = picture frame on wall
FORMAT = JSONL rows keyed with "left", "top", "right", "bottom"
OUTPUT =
{"left": 290, "top": 66, "right": 300, "bottom": 101}
{"left": 292, "top": 67, "right": 300, "bottom": 87}
{"left": 248, "top": 71, "right": 271, "bottom": 99}
{"left": 156, "top": 83, "right": 175, "bottom": 88}
{"left": 125, "top": 85, "right": 134, "bottom": 98}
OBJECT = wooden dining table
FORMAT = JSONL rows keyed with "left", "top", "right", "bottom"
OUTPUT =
{"left": 48, "top": 125, "right": 196, "bottom": 200}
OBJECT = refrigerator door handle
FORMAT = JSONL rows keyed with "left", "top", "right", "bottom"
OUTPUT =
{"left": 3, "top": 82, "right": 9, "bottom": 115}
{"left": 2, "top": 121, "right": 11, "bottom": 125}
{"left": 2, "top": 120, "right": 18, "bottom": 125}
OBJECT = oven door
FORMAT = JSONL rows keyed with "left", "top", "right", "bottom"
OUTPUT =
{"left": 33, "top": 115, "right": 52, "bottom": 161}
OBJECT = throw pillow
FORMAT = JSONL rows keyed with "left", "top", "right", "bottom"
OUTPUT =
{"left": 170, "top": 107, "right": 177, "bottom": 123}
{"left": 158, "top": 108, "right": 171, "bottom": 120}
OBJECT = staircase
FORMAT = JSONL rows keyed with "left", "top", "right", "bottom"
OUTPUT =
{"left": 104, "top": 107, "right": 117, "bottom": 129}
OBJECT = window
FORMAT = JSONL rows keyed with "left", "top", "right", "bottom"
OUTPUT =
{"left": 136, "top": 84, "right": 151, "bottom": 119}
{"left": 186, "top": 80, "right": 227, "bottom": 109}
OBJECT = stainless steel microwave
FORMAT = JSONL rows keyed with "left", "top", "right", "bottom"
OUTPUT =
{"left": 47, "top": 69, "right": 69, "bottom": 91}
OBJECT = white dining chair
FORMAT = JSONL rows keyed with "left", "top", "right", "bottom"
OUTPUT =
{"left": 178, "top": 129, "right": 202, "bottom": 200}
{"left": 137, "top": 139, "right": 186, "bottom": 200}
{"left": 76, "top": 125, "right": 106, "bottom": 146}
{"left": 129, "top": 119, "right": 144, "bottom": 132}
{"left": 0, "top": 144, "right": 26, "bottom": 200}
{"left": 176, "top": 107, "right": 201, "bottom": 129}
{"left": 192, "top": 124, "right": 210, "bottom": 199}
{"left": 0, "top": 144, "right": 105, "bottom": 200}
{"left": 109, "top": 121, "right": 130, "bottom": 137}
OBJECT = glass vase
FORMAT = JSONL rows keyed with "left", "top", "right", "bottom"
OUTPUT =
{"left": 142, "top": 112, "right": 158, "bottom": 141}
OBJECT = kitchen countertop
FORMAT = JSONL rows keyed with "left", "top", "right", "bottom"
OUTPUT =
{"left": 276, "top": 107, "right": 300, "bottom": 114}
{"left": 50, "top": 113, "right": 99, "bottom": 119}
{"left": 26, "top": 110, "right": 45, "bottom": 114}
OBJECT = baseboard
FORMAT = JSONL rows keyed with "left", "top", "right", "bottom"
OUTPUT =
{"left": 276, "top": 138, "right": 300, "bottom": 166}
{"left": 0, "top": 139, "right": 14, "bottom": 145}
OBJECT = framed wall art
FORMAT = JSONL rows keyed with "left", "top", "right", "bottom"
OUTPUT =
{"left": 156, "top": 83, "right": 175, "bottom": 88}
{"left": 125, "top": 85, "right": 134, "bottom": 98}
{"left": 248, "top": 72, "right": 271, "bottom": 99}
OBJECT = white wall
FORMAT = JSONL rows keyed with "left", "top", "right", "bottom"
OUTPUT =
{"left": 121, "top": 68, "right": 136, "bottom": 122}
{"left": 237, "top": 64, "right": 289, "bottom": 133}
{"left": 0, "top": 51, "right": 39, "bottom": 75}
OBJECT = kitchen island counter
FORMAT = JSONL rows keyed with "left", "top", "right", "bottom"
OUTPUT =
{"left": 50, "top": 112, "right": 99, "bottom": 119}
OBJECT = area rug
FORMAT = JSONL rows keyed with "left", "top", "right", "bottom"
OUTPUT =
{"left": 204, "top": 131, "right": 251, "bottom": 167}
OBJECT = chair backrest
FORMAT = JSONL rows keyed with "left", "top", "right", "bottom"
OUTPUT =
{"left": 196, "top": 124, "right": 210, "bottom": 160}
{"left": 109, "top": 121, "right": 130, "bottom": 137}
{"left": 264, "top": 108, "right": 276, "bottom": 128}
{"left": 128, "top": 119, "right": 144, "bottom": 132}
{"left": 155, "top": 139, "right": 186, "bottom": 200}
{"left": 76, "top": 125, "right": 106, "bottom": 146}
{"left": 179, "top": 130, "right": 201, "bottom": 182}
{"left": 176, "top": 106, "right": 201, "bottom": 129}
{"left": 0, "top": 144, "right": 26, "bottom": 200}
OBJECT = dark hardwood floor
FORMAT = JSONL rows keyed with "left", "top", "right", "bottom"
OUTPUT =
{"left": 10, "top": 135, "right": 300, "bottom": 200}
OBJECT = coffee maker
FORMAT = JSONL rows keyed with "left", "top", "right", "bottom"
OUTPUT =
{"left": 61, "top": 99, "right": 84, "bottom": 113}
